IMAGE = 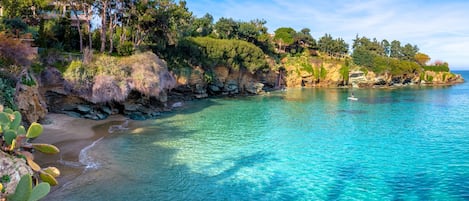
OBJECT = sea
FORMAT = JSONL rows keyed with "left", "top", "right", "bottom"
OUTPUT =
{"left": 46, "top": 71, "right": 469, "bottom": 201}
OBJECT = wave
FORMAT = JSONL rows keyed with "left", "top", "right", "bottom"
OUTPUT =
{"left": 78, "top": 137, "right": 104, "bottom": 170}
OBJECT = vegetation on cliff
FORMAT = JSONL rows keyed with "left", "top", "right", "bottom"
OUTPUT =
{"left": 0, "top": 0, "right": 464, "bottom": 121}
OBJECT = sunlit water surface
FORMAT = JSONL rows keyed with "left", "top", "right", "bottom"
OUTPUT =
{"left": 48, "top": 71, "right": 469, "bottom": 201}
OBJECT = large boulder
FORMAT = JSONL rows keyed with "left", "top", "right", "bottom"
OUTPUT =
{"left": 15, "top": 73, "right": 48, "bottom": 124}
{"left": 0, "top": 151, "right": 33, "bottom": 197}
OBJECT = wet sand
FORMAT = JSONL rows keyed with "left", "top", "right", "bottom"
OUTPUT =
{"left": 33, "top": 113, "right": 128, "bottom": 192}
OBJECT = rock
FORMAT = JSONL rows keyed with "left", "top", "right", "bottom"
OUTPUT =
{"left": 195, "top": 93, "right": 208, "bottom": 99}
{"left": 77, "top": 105, "right": 92, "bottom": 113}
{"left": 0, "top": 151, "right": 33, "bottom": 197}
{"left": 246, "top": 82, "right": 264, "bottom": 94}
{"left": 63, "top": 111, "right": 82, "bottom": 118}
{"left": 128, "top": 112, "right": 145, "bottom": 120}
{"left": 100, "top": 106, "right": 112, "bottom": 115}
{"left": 15, "top": 82, "right": 48, "bottom": 124}
{"left": 208, "top": 84, "right": 221, "bottom": 93}
{"left": 172, "top": 102, "right": 183, "bottom": 108}
{"left": 124, "top": 103, "right": 139, "bottom": 111}
{"left": 96, "top": 112, "right": 107, "bottom": 120}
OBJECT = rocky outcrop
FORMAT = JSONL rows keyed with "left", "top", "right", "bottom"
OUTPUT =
{"left": 173, "top": 66, "right": 274, "bottom": 98}
{"left": 348, "top": 70, "right": 464, "bottom": 88}
{"left": 0, "top": 151, "right": 33, "bottom": 197}
{"left": 15, "top": 72, "right": 48, "bottom": 124}
{"left": 421, "top": 71, "right": 464, "bottom": 85}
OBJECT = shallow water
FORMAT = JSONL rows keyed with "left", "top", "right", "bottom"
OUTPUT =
{"left": 48, "top": 71, "right": 469, "bottom": 201}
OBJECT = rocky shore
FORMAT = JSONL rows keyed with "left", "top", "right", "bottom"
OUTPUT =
{"left": 12, "top": 52, "right": 464, "bottom": 124}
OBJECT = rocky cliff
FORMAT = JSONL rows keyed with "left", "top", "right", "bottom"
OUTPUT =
{"left": 37, "top": 52, "right": 279, "bottom": 120}
{"left": 282, "top": 57, "right": 464, "bottom": 88}
{"left": 27, "top": 52, "right": 463, "bottom": 121}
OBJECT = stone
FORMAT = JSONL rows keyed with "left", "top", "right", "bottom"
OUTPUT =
{"left": 195, "top": 93, "right": 208, "bottom": 99}
{"left": 172, "top": 102, "right": 183, "bottom": 108}
{"left": 15, "top": 82, "right": 48, "bottom": 124}
{"left": 246, "top": 82, "right": 264, "bottom": 94}
{"left": 124, "top": 103, "right": 139, "bottom": 111}
{"left": 96, "top": 112, "right": 107, "bottom": 120}
{"left": 0, "top": 151, "right": 33, "bottom": 197}
{"left": 208, "top": 84, "right": 221, "bottom": 93}
{"left": 77, "top": 105, "right": 92, "bottom": 113}
{"left": 100, "top": 106, "right": 112, "bottom": 115}
{"left": 63, "top": 111, "right": 82, "bottom": 118}
{"left": 128, "top": 112, "right": 145, "bottom": 120}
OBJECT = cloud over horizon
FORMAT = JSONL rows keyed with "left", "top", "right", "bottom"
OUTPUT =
{"left": 186, "top": 0, "right": 469, "bottom": 70}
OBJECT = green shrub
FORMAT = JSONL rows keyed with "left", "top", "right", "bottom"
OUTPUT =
{"left": 63, "top": 60, "right": 95, "bottom": 86}
{"left": 423, "top": 64, "right": 449, "bottom": 72}
{"left": 117, "top": 41, "right": 134, "bottom": 56}
{"left": 0, "top": 77, "right": 17, "bottom": 110}
{"left": 181, "top": 37, "right": 267, "bottom": 72}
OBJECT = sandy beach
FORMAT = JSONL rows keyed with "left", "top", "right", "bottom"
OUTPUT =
{"left": 33, "top": 113, "right": 129, "bottom": 191}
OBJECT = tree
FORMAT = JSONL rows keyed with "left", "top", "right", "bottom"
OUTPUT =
{"left": 274, "top": 27, "right": 296, "bottom": 53}
{"left": 0, "top": 0, "right": 50, "bottom": 23}
{"left": 390, "top": 40, "right": 401, "bottom": 58}
{"left": 190, "top": 13, "right": 214, "bottom": 37}
{"left": 318, "top": 33, "right": 333, "bottom": 55}
{"left": 97, "top": 0, "right": 110, "bottom": 52}
{"left": 214, "top": 17, "right": 238, "bottom": 39}
{"left": 414, "top": 52, "right": 430, "bottom": 66}
{"left": 401, "top": 43, "right": 418, "bottom": 61}
{"left": 381, "top": 39, "right": 390, "bottom": 57}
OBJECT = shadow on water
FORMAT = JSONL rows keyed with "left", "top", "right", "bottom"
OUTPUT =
{"left": 336, "top": 109, "right": 368, "bottom": 115}
{"left": 47, "top": 114, "right": 305, "bottom": 201}
{"left": 385, "top": 171, "right": 438, "bottom": 201}
{"left": 326, "top": 163, "right": 365, "bottom": 201}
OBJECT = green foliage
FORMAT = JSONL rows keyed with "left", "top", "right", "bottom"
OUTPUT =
{"left": 0, "top": 77, "right": 17, "bottom": 110}
{"left": 427, "top": 75, "right": 434, "bottom": 82}
{"left": 423, "top": 64, "right": 449, "bottom": 72}
{"left": 181, "top": 37, "right": 267, "bottom": 72}
{"left": 339, "top": 61, "right": 350, "bottom": 84}
{"left": 274, "top": 27, "right": 296, "bottom": 46}
{"left": 117, "top": 41, "right": 135, "bottom": 56}
{"left": 20, "top": 73, "right": 36, "bottom": 87}
{"left": 7, "top": 174, "right": 50, "bottom": 201}
{"left": 318, "top": 33, "right": 348, "bottom": 57}
{"left": 26, "top": 122, "right": 43, "bottom": 139}
{"left": 63, "top": 60, "right": 95, "bottom": 86}
{"left": 0, "top": 105, "right": 61, "bottom": 190}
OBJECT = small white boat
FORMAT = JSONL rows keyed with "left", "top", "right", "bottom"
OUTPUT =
{"left": 347, "top": 96, "right": 358, "bottom": 101}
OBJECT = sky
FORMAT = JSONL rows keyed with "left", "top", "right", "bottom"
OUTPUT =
{"left": 186, "top": 0, "right": 469, "bottom": 70}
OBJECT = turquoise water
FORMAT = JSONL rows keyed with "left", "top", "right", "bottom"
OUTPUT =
{"left": 49, "top": 71, "right": 469, "bottom": 201}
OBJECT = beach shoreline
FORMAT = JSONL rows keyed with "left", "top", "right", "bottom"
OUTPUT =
{"left": 33, "top": 113, "right": 129, "bottom": 193}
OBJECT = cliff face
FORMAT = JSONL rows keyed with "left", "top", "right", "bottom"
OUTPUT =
{"left": 283, "top": 58, "right": 464, "bottom": 88}
{"left": 38, "top": 52, "right": 279, "bottom": 120}
{"left": 34, "top": 52, "right": 464, "bottom": 121}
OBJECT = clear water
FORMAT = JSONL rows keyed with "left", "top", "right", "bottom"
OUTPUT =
{"left": 48, "top": 71, "right": 469, "bottom": 201}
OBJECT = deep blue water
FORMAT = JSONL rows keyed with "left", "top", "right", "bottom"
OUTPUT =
{"left": 49, "top": 71, "right": 469, "bottom": 201}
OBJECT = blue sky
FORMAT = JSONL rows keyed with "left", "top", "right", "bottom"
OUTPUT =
{"left": 186, "top": 0, "right": 469, "bottom": 70}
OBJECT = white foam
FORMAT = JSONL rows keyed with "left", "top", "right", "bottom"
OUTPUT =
{"left": 79, "top": 137, "right": 104, "bottom": 170}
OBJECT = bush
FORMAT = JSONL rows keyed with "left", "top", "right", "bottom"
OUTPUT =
{"left": 423, "top": 64, "right": 449, "bottom": 72}
{"left": 0, "top": 77, "right": 17, "bottom": 110}
{"left": 0, "top": 32, "right": 36, "bottom": 67}
{"left": 180, "top": 37, "right": 268, "bottom": 72}
{"left": 117, "top": 41, "right": 135, "bottom": 56}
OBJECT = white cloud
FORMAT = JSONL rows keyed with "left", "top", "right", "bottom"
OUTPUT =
{"left": 187, "top": 0, "right": 469, "bottom": 69}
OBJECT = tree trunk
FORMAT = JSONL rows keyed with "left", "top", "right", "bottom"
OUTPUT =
{"left": 85, "top": 3, "right": 92, "bottom": 49}
{"left": 70, "top": 2, "right": 83, "bottom": 52}
{"left": 109, "top": 12, "right": 114, "bottom": 53}
{"left": 100, "top": 0, "right": 108, "bottom": 52}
